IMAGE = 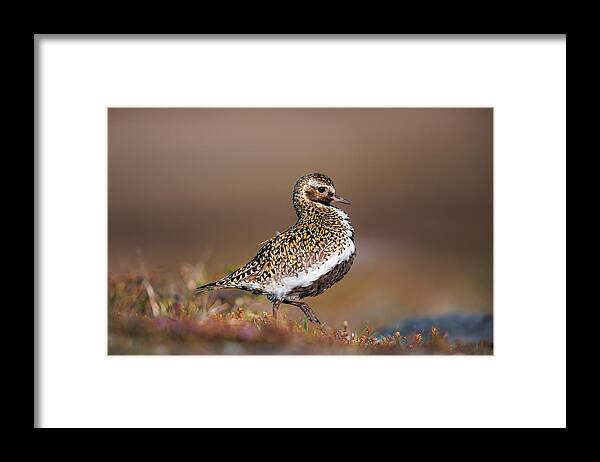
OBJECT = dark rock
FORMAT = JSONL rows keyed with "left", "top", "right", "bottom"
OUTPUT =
{"left": 377, "top": 312, "right": 493, "bottom": 343}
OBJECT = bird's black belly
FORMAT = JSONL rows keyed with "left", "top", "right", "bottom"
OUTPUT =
{"left": 288, "top": 252, "right": 355, "bottom": 300}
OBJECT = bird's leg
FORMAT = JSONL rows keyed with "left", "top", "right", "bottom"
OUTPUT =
{"left": 284, "top": 301, "right": 320, "bottom": 324}
{"left": 272, "top": 301, "right": 281, "bottom": 320}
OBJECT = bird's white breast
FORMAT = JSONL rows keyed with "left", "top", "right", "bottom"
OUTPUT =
{"left": 270, "top": 208, "right": 355, "bottom": 300}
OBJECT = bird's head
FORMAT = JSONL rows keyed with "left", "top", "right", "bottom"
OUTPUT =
{"left": 293, "top": 172, "right": 351, "bottom": 206}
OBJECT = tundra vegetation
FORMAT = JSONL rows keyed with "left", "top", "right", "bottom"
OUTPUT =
{"left": 108, "top": 266, "right": 493, "bottom": 355}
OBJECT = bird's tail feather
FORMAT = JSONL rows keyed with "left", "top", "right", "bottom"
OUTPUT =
{"left": 195, "top": 280, "right": 230, "bottom": 294}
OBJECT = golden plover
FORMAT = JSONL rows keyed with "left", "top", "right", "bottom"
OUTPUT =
{"left": 196, "top": 173, "right": 355, "bottom": 323}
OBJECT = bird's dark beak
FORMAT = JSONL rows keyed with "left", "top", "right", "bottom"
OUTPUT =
{"left": 332, "top": 195, "right": 351, "bottom": 205}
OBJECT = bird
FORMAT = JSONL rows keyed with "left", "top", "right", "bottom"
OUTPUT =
{"left": 195, "top": 172, "right": 356, "bottom": 324}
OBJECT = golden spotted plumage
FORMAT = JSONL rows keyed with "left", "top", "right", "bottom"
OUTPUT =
{"left": 196, "top": 173, "right": 355, "bottom": 323}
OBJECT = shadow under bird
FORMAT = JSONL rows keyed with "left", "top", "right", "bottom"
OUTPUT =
{"left": 195, "top": 172, "right": 355, "bottom": 323}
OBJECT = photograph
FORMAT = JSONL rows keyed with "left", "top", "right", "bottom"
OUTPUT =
{"left": 108, "top": 107, "right": 493, "bottom": 355}
{"left": 36, "top": 35, "right": 566, "bottom": 429}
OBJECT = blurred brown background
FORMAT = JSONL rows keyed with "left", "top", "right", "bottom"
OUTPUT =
{"left": 108, "top": 108, "right": 492, "bottom": 326}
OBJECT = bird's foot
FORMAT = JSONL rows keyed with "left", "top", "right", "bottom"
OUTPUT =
{"left": 298, "top": 303, "right": 320, "bottom": 324}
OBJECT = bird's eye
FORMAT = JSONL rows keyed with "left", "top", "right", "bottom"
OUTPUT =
{"left": 317, "top": 187, "right": 327, "bottom": 193}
